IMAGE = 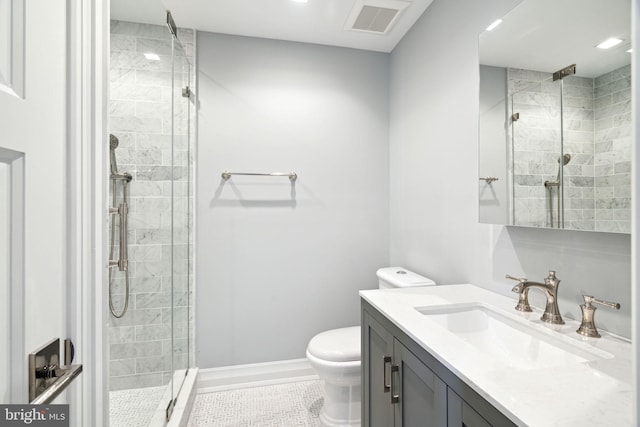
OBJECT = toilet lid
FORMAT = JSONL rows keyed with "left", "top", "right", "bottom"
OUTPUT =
{"left": 307, "top": 326, "right": 361, "bottom": 362}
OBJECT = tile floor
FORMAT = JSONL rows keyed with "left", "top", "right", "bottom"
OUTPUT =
{"left": 187, "top": 380, "right": 324, "bottom": 427}
{"left": 109, "top": 385, "right": 166, "bottom": 427}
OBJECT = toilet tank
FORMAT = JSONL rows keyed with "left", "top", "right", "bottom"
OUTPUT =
{"left": 377, "top": 267, "right": 436, "bottom": 289}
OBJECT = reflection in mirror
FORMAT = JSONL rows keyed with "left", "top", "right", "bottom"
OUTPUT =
{"left": 478, "top": 0, "right": 631, "bottom": 233}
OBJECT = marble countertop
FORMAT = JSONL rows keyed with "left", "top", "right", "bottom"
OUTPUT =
{"left": 360, "top": 284, "right": 633, "bottom": 427}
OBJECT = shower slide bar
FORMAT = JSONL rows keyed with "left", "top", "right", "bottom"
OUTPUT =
{"left": 109, "top": 201, "right": 129, "bottom": 272}
{"left": 108, "top": 170, "right": 131, "bottom": 273}
{"left": 545, "top": 180, "right": 560, "bottom": 228}
{"left": 109, "top": 198, "right": 129, "bottom": 271}
{"left": 222, "top": 171, "right": 298, "bottom": 182}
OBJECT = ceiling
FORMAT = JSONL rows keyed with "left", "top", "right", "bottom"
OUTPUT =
{"left": 110, "top": 0, "right": 435, "bottom": 53}
{"left": 480, "top": 0, "right": 631, "bottom": 78}
{"left": 111, "top": 0, "right": 632, "bottom": 75}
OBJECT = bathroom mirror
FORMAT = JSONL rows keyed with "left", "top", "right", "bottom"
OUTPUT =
{"left": 478, "top": 0, "right": 631, "bottom": 233}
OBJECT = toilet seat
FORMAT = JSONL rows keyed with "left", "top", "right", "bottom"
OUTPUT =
{"left": 307, "top": 326, "right": 360, "bottom": 362}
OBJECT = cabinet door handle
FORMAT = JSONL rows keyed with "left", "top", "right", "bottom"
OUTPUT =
{"left": 391, "top": 364, "right": 400, "bottom": 404}
{"left": 383, "top": 356, "right": 392, "bottom": 392}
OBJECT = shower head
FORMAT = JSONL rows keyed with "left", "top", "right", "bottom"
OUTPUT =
{"left": 555, "top": 153, "right": 571, "bottom": 182}
{"left": 109, "top": 134, "right": 119, "bottom": 175}
{"left": 110, "top": 134, "right": 119, "bottom": 150}
{"left": 558, "top": 153, "right": 571, "bottom": 165}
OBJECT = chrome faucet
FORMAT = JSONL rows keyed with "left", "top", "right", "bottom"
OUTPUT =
{"left": 505, "top": 271, "right": 564, "bottom": 325}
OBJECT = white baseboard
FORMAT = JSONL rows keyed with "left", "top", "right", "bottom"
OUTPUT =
{"left": 197, "top": 358, "right": 319, "bottom": 394}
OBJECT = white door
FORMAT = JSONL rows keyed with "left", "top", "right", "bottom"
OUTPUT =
{"left": 0, "top": 0, "right": 75, "bottom": 408}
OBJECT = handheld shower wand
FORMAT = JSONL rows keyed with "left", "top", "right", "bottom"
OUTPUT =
{"left": 108, "top": 134, "right": 131, "bottom": 318}
{"left": 110, "top": 134, "right": 119, "bottom": 175}
{"left": 545, "top": 153, "right": 572, "bottom": 228}
{"left": 556, "top": 153, "right": 571, "bottom": 182}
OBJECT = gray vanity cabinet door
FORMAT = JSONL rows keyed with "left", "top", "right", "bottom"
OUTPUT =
{"left": 447, "top": 389, "right": 492, "bottom": 427}
{"left": 462, "top": 403, "right": 492, "bottom": 427}
{"left": 394, "top": 338, "right": 448, "bottom": 427}
{"left": 363, "top": 312, "right": 394, "bottom": 427}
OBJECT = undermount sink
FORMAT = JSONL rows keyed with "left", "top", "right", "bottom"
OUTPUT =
{"left": 416, "top": 303, "right": 613, "bottom": 370}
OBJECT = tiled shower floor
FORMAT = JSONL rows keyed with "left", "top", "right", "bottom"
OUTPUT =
{"left": 109, "top": 385, "right": 166, "bottom": 427}
{"left": 187, "top": 380, "right": 324, "bottom": 427}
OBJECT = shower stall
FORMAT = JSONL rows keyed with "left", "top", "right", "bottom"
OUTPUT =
{"left": 107, "top": 9, "right": 195, "bottom": 426}
{"left": 509, "top": 63, "right": 632, "bottom": 231}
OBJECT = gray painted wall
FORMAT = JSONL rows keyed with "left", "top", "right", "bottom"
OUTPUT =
{"left": 389, "top": 0, "right": 631, "bottom": 337}
{"left": 479, "top": 65, "right": 509, "bottom": 225}
{"left": 196, "top": 33, "right": 390, "bottom": 368}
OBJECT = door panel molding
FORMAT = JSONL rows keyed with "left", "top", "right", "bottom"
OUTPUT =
{"left": 0, "top": 147, "right": 25, "bottom": 403}
{"left": 0, "top": 0, "right": 25, "bottom": 98}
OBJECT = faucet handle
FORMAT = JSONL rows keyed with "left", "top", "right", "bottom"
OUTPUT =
{"left": 545, "top": 270, "right": 560, "bottom": 287}
{"left": 505, "top": 274, "right": 527, "bottom": 283}
{"left": 577, "top": 295, "right": 621, "bottom": 338}
{"left": 583, "top": 295, "right": 621, "bottom": 310}
{"left": 505, "top": 274, "right": 532, "bottom": 312}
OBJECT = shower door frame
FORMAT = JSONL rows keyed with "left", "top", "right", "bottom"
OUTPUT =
{"left": 67, "top": 0, "right": 110, "bottom": 425}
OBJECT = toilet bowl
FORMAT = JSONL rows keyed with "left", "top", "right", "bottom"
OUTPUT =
{"left": 306, "top": 326, "right": 361, "bottom": 427}
{"left": 306, "top": 267, "right": 435, "bottom": 427}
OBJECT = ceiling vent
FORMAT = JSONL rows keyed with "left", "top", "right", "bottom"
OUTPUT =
{"left": 345, "top": 0, "right": 411, "bottom": 35}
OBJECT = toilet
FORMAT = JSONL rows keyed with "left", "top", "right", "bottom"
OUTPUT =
{"left": 306, "top": 267, "right": 436, "bottom": 427}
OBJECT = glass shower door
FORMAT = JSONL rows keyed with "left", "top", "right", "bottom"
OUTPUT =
{"left": 170, "top": 33, "right": 193, "bottom": 407}
{"left": 510, "top": 77, "right": 563, "bottom": 228}
{"left": 107, "top": 11, "right": 194, "bottom": 426}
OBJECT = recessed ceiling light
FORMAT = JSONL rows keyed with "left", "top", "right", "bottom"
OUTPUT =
{"left": 144, "top": 52, "right": 160, "bottom": 61}
{"left": 596, "top": 38, "right": 623, "bottom": 49}
{"left": 627, "top": 48, "right": 633, "bottom": 53}
{"left": 486, "top": 19, "right": 503, "bottom": 31}
{"left": 291, "top": 0, "right": 308, "bottom": 3}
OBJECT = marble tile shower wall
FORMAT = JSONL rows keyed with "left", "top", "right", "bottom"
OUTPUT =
{"left": 108, "top": 20, "right": 194, "bottom": 391}
{"left": 594, "top": 65, "right": 631, "bottom": 233}
{"left": 509, "top": 65, "right": 631, "bottom": 232}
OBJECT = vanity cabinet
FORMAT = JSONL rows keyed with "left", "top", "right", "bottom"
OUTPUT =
{"left": 362, "top": 312, "right": 393, "bottom": 427}
{"left": 362, "top": 301, "right": 515, "bottom": 427}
